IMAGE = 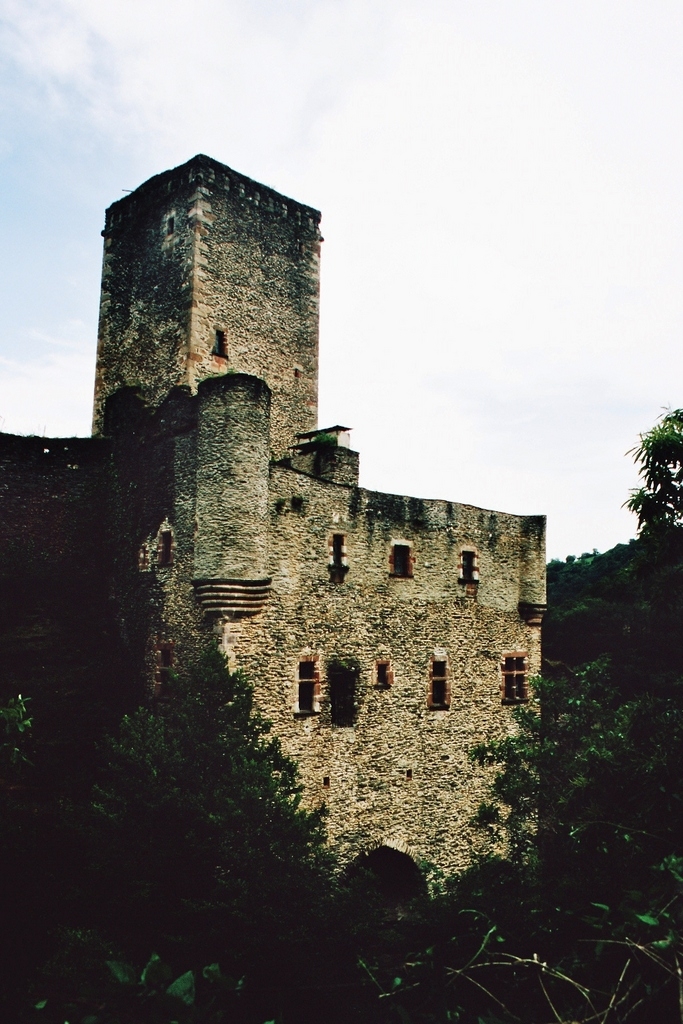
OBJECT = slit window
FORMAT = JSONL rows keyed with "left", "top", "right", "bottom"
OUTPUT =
{"left": 213, "top": 330, "right": 227, "bottom": 358}
{"left": 502, "top": 654, "right": 528, "bottom": 702}
{"left": 428, "top": 658, "right": 450, "bottom": 709}
{"left": 158, "top": 530, "right": 173, "bottom": 566}
{"left": 332, "top": 534, "right": 344, "bottom": 567}
{"left": 390, "top": 544, "right": 413, "bottom": 578}
{"left": 167, "top": 216, "right": 175, "bottom": 235}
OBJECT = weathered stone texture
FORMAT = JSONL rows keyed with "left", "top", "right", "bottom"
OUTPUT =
{"left": 229, "top": 469, "right": 544, "bottom": 872}
{"left": 94, "top": 155, "right": 321, "bottom": 457}
{"left": 0, "top": 154, "right": 546, "bottom": 876}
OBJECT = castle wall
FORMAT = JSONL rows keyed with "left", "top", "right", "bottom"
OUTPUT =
{"left": 225, "top": 465, "right": 545, "bottom": 873}
{"left": 98, "top": 377, "right": 545, "bottom": 873}
{"left": 0, "top": 433, "right": 132, "bottom": 753}
{"left": 94, "top": 155, "right": 321, "bottom": 457}
{"left": 0, "top": 154, "right": 548, "bottom": 878}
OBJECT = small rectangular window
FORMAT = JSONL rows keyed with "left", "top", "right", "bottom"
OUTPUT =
{"left": 158, "top": 530, "right": 173, "bottom": 566}
{"left": 296, "top": 659, "right": 318, "bottom": 714}
{"left": 332, "top": 534, "right": 344, "bottom": 567}
{"left": 298, "top": 660, "right": 315, "bottom": 680}
{"left": 429, "top": 658, "right": 450, "bottom": 709}
{"left": 376, "top": 662, "right": 389, "bottom": 687}
{"left": 391, "top": 544, "right": 412, "bottom": 578}
{"left": 298, "top": 681, "right": 315, "bottom": 712}
{"left": 329, "top": 533, "right": 348, "bottom": 582}
{"left": 167, "top": 216, "right": 175, "bottom": 235}
{"left": 213, "top": 330, "right": 227, "bottom": 358}
{"left": 502, "top": 654, "right": 528, "bottom": 702}
{"left": 323, "top": 775, "right": 330, "bottom": 788}
{"left": 154, "top": 641, "right": 174, "bottom": 698}
{"left": 461, "top": 550, "right": 475, "bottom": 581}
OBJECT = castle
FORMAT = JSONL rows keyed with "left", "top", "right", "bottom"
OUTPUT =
{"left": 0, "top": 154, "right": 546, "bottom": 876}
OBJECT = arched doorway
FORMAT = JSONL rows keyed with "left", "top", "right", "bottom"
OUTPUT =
{"left": 355, "top": 845, "right": 425, "bottom": 901}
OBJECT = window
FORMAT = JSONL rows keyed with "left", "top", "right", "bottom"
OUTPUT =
{"left": 390, "top": 543, "right": 413, "bottom": 578}
{"left": 213, "top": 330, "right": 227, "bottom": 358}
{"left": 375, "top": 660, "right": 393, "bottom": 688}
{"left": 323, "top": 775, "right": 330, "bottom": 788}
{"left": 502, "top": 654, "right": 528, "bottom": 702}
{"left": 167, "top": 216, "right": 175, "bottom": 235}
{"left": 328, "top": 660, "right": 359, "bottom": 727}
{"left": 428, "top": 657, "right": 450, "bottom": 709}
{"left": 460, "top": 549, "right": 479, "bottom": 583}
{"left": 296, "top": 659, "right": 319, "bottom": 714}
{"left": 154, "top": 641, "right": 174, "bottom": 698}
{"left": 406, "top": 769, "right": 413, "bottom": 781}
{"left": 158, "top": 529, "right": 173, "bottom": 566}
{"left": 329, "top": 533, "right": 348, "bottom": 582}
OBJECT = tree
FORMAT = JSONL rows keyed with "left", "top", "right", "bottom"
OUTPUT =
{"left": 31, "top": 645, "right": 340, "bottom": 1022}
{"left": 626, "top": 407, "right": 683, "bottom": 553}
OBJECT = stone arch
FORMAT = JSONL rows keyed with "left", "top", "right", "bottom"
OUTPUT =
{"left": 354, "top": 840, "right": 426, "bottom": 900}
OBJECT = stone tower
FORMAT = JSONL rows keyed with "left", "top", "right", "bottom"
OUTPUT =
{"left": 93, "top": 154, "right": 321, "bottom": 458}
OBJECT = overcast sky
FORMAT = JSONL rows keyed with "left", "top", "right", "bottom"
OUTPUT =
{"left": 1, "top": 0, "right": 682, "bottom": 559}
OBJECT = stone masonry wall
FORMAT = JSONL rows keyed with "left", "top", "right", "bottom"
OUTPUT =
{"left": 219, "top": 463, "right": 546, "bottom": 874}
{"left": 94, "top": 155, "right": 321, "bottom": 458}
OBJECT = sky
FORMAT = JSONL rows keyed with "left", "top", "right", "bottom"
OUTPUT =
{"left": 1, "top": 0, "right": 682, "bottom": 559}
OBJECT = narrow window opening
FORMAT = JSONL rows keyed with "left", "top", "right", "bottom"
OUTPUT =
{"left": 323, "top": 776, "right": 330, "bottom": 788}
{"left": 158, "top": 530, "right": 173, "bottom": 566}
{"left": 298, "top": 681, "right": 314, "bottom": 712}
{"left": 429, "top": 658, "right": 450, "bottom": 709}
{"left": 297, "top": 659, "right": 318, "bottom": 714}
{"left": 391, "top": 544, "right": 412, "bottom": 578}
{"left": 213, "top": 330, "right": 227, "bottom": 358}
{"left": 294, "top": 367, "right": 301, "bottom": 378}
{"left": 431, "top": 678, "right": 446, "bottom": 705}
{"left": 329, "top": 661, "right": 359, "bottom": 727}
{"left": 502, "top": 655, "right": 528, "bottom": 702}
{"left": 461, "top": 550, "right": 475, "bottom": 582}
{"left": 154, "top": 641, "right": 174, "bottom": 698}
{"left": 406, "top": 769, "right": 413, "bottom": 781}
{"left": 376, "top": 660, "right": 393, "bottom": 688}
{"left": 299, "top": 660, "right": 315, "bottom": 680}
{"left": 328, "top": 533, "right": 348, "bottom": 582}
{"left": 332, "top": 534, "right": 344, "bottom": 567}
{"left": 167, "top": 216, "right": 175, "bottom": 235}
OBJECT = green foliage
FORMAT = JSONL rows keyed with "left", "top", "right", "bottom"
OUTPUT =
{"left": 471, "top": 663, "right": 683, "bottom": 914}
{"left": 626, "top": 407, "right": 683, "bottom": 548}
{"left": 309, "top": 431, "right": 338, "bottom": 448}
{"left": 85, "top": 644, "right": 332, "bottom": 969}
{"left": 0, "top": 693, "right": 32, "bottom": 765}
